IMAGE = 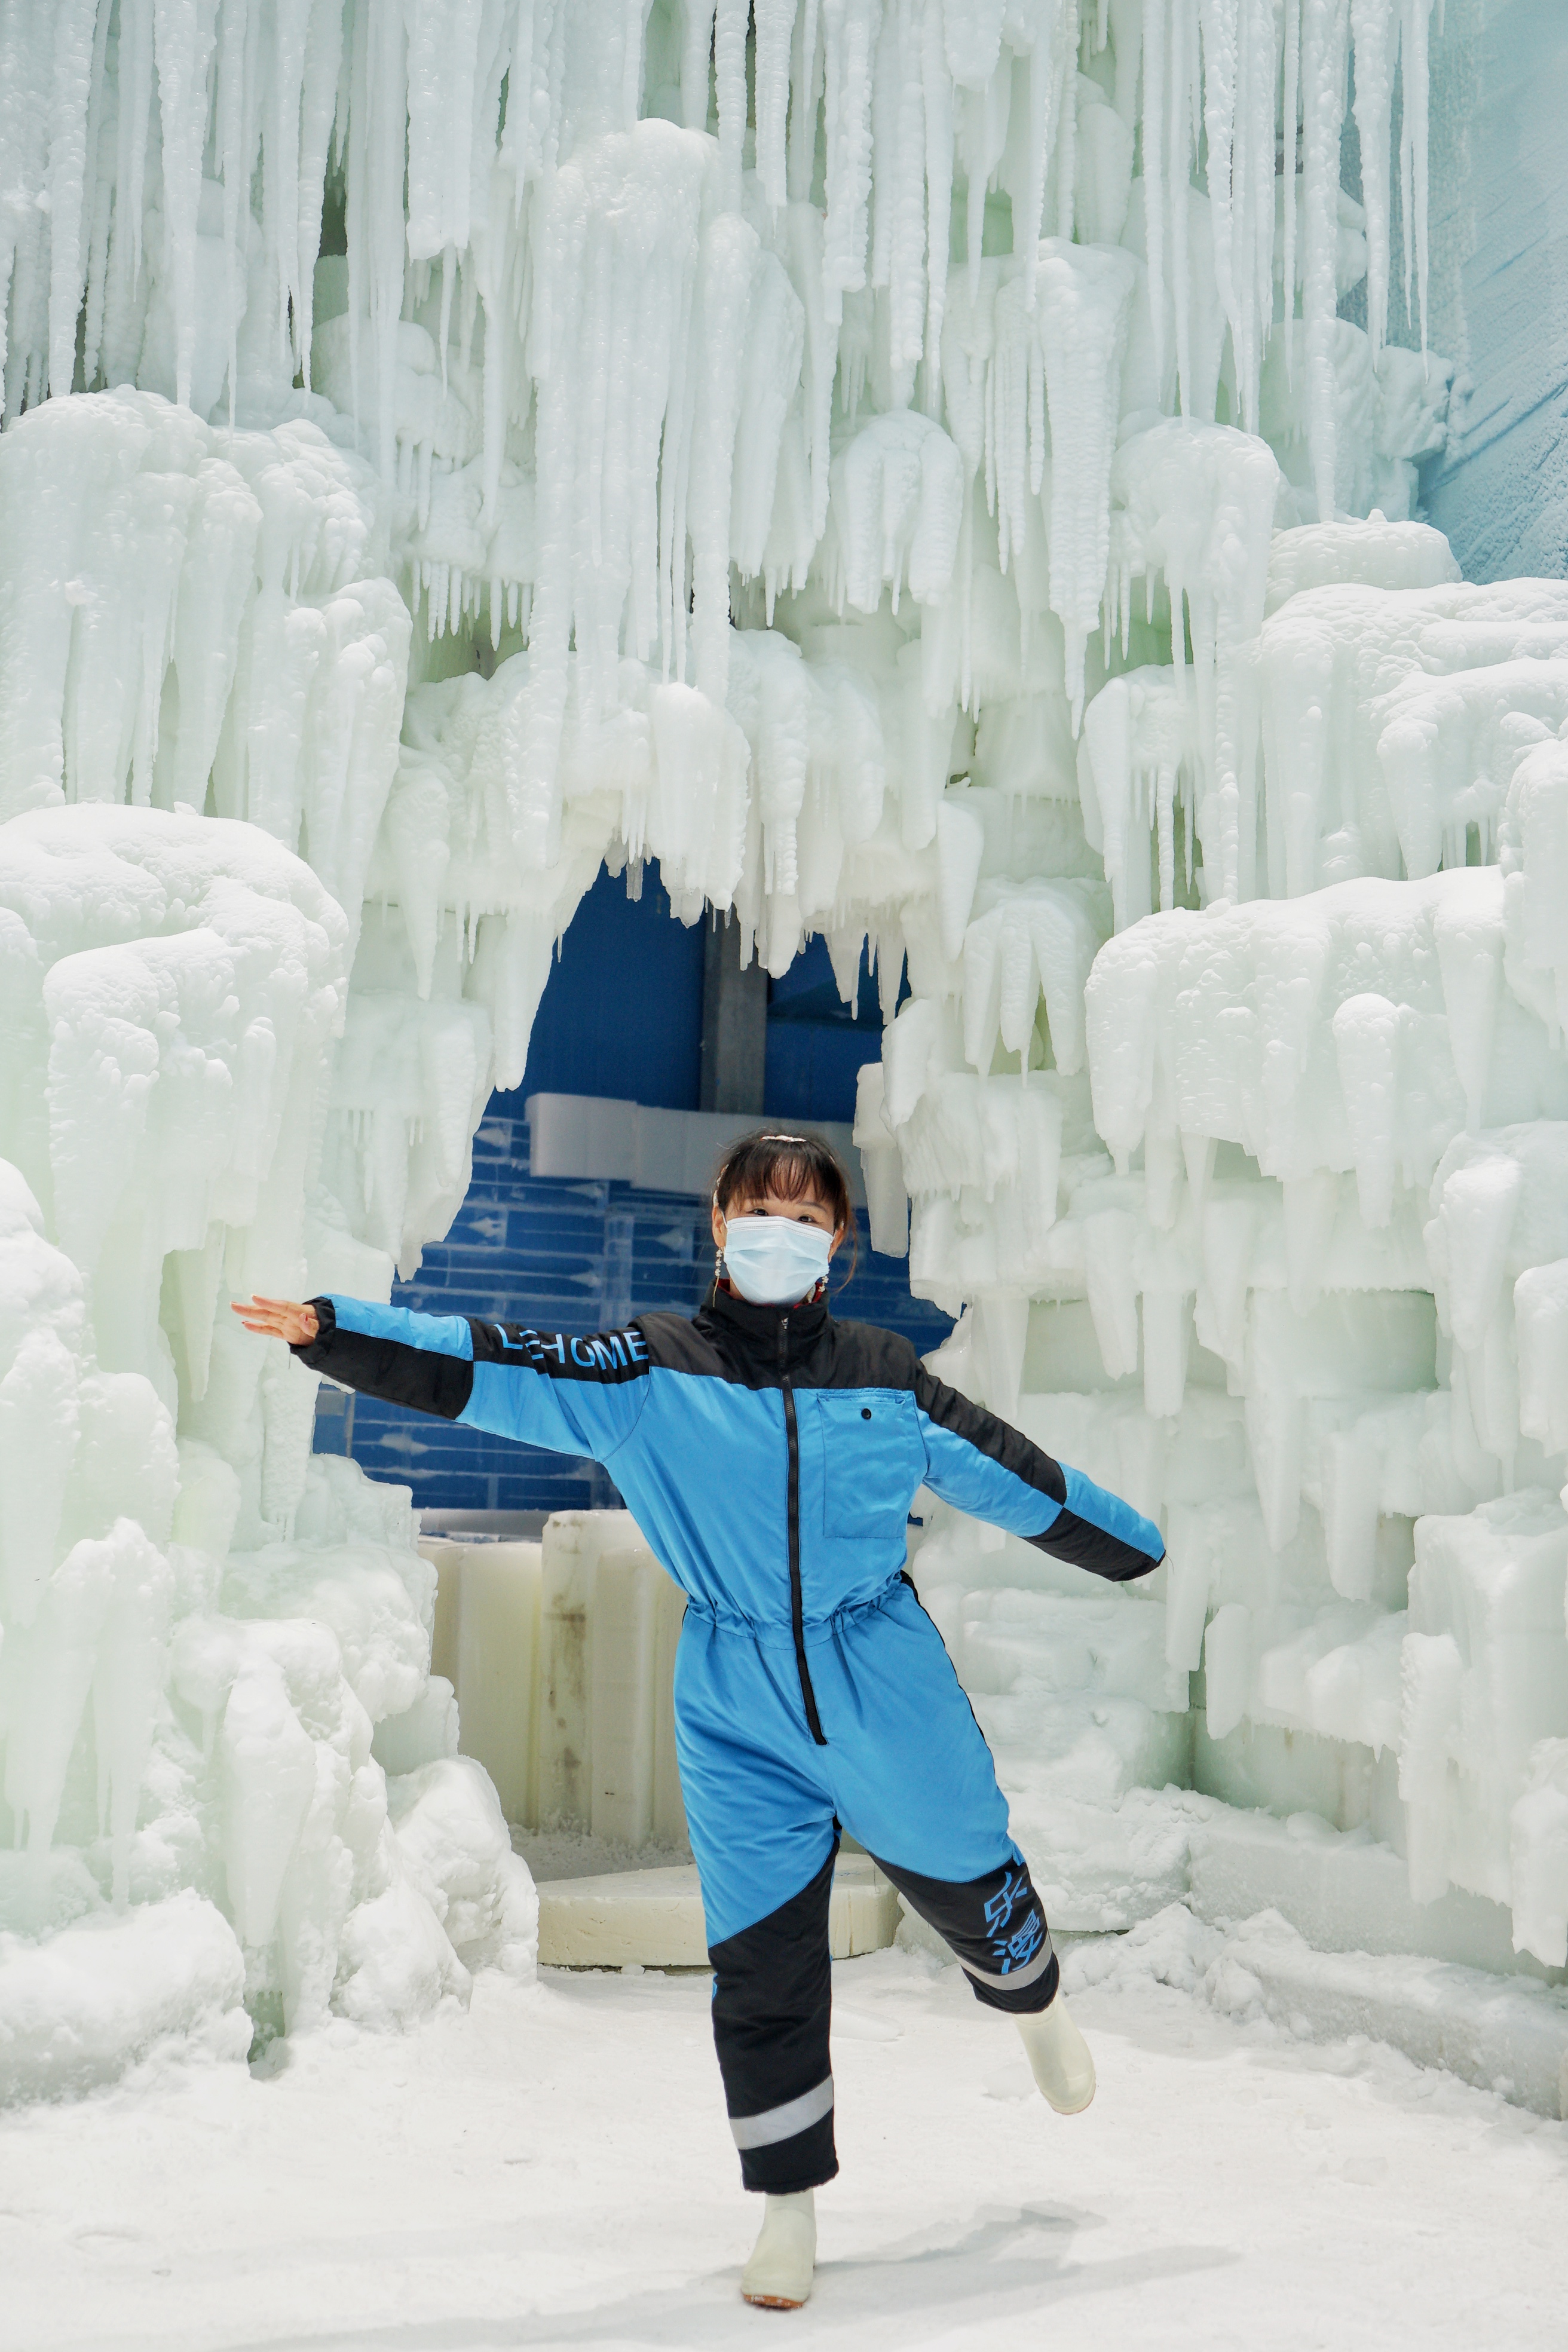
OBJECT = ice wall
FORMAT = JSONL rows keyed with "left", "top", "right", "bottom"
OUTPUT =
{"left": 0, "top": 381, "right": 550, "bottom": 2091}
{"left": 0, "top": 475, "right": 535, "bottom": 2096}
{"left": 4, "top": 0, "right": 1568, "bottom": 2097}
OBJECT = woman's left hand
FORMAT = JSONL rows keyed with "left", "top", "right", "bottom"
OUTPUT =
{"left": 231, "top": 1296, "right": 319, "bottom": 1346}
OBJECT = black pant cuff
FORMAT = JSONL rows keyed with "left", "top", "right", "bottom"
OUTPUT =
{"left": 742, "top": 2155, "right": 839, "bottom": 2195}
{"left": 739, "top": 2112, "right": 838, "bottom": 2194}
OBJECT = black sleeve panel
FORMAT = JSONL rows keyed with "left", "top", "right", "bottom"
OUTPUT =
{"left": 290, "top": 1297, "right": 476, "bottom": 1421}
{"left": 1025, "top": 1512, "right": 1162, "bottom": 1580}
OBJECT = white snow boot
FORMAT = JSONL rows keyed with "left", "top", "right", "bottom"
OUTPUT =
{"left": 741, "top": 2189, "right": 816, "bottom": 2309}
{"left": 1015, "top": 1995, "right": 1096, "bottom": 2113}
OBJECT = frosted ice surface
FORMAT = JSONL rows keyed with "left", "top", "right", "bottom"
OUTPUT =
{"left": 1, "top": 0, "right": 1567, "bottom": 2110}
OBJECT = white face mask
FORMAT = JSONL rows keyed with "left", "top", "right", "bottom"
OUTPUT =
{"left": 720, "top": 1213, "right": 834, "bottom": 1305}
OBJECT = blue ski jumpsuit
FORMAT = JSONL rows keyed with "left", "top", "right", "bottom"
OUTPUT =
{"left": 295, "top": 1282, "right": 1163, "bottom": 2191}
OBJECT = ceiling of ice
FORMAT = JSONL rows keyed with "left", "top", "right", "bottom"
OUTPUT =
{"left": 0, "top": 0, "right": 1455, "bottom": 1208}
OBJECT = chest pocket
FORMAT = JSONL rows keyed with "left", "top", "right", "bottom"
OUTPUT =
{"left": 814, "top": 1389, "right": 927, "bottom": 1540}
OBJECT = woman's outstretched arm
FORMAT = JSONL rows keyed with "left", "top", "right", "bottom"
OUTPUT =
{"left": 231, "top": 1291, "right": 653, "bottom": 1461}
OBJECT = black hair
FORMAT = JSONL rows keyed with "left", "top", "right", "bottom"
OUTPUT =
{"left": 712, "top": 1128, "right": 859, "bottom": 1281}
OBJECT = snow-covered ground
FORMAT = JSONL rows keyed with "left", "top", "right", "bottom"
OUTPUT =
{"left": 5, "top": 1940, "right": 1562, "bottom": 2352}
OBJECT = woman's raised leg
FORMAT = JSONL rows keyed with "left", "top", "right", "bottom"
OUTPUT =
{"left": 811, "top": 1578, "right": 1097, "bottom": 2114}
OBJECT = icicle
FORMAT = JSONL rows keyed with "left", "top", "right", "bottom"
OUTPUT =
{"left": 688, "top": 215, "right": 761, "bottom": 703}
{"left": 438, "top": 243, "right": 455, "bottom": 389}
{"left": 872, "top": 0, "right": 927, "bottom": 402}
{"left": 345, "top": 0, "right": 409, "bottom": 476}
{"left": 1166, "top": 0, "right": 1196, "bottom": 416}
{"left": 1142, "top": 0, "right": 1168, "bottom": 391}
{"left": 622, "top": 0, "right": 647, "bottom": 125}
{"left": 78, "top": 4, "right": 118, "bottom": 393}
{"left": 119, "top": 0, "right": 158, "bottom": 285}
{"left": 1281, "top": 0, "right": 1300, "bottom": 380}
{"left": 714, "top": 0, "right": 749, "bottom": 213}
{"left": 960, "top": 64, "right": 1009, "bottom": 307}
{"left": 918, "top": 0, "right": 952, "bottom": 412}
{"left": 1198, "top": 0, "right": 1239, "bottom": 375}
{"left": 1018, "top": 0, "right": 1075, "bottom": 317}
{"left": 755, "top": 0, "right": 800, "bottom": 207}
{"left": 1193, "top": 0, "right": 1281, "bottom": 435}
{"left": 1350, "top": 0, "right": 1394, "bottom": 364}
{"left": 1235, "top": 0, "right": 1279, "bottom": 431}
{"left": 293, "top": 0, "right": 347, "bottom": 395}
{"left": 788, "top": 0, "right": 823, "bottom": 198}
{"left": 406, "top": 0, "right": 514, "bottom": 265}
{"left": 45, "top": 0, "right": 104, "bottom": 401}
{"left": 213, "top": 0, "right": 248, "bottom": 425}
{"left": 1299, "top": 0, "right": 1350, "bottom": 517}
{"left": 1036, "top": 240, "right": 1138, "bottom": 722}
{"left": 681, "top": 0, "right": 716, "bottom": 127}
{"left": 869, "top": 4, "right": 898, "bottom": 292}
{"left": 1109, "top": 0, "right": 1142, "bottom": 121}
{"left": 155, "top": 0, "right": 223, "bottom": 411}
{"left": 820, "top": 0, "right": 881, "bottom": 323}
{"left": 1399, "top": 0, "right": 1432, "bottom": 350}
{"left": 500, "top": 0, "right": 561, "bottom": 193}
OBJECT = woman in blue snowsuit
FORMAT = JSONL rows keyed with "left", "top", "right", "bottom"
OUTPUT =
{"left": 237, "top": 1129, "right": 1163, "bottom": 2309}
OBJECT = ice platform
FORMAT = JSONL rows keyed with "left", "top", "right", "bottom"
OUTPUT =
{"left": 536, "top": 1853, "right": 902, "bottom": 1968}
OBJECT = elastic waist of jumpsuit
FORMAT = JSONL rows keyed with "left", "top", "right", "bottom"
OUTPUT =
{"left": 681, "top": 1573, "right": 905, "bottom": 1649}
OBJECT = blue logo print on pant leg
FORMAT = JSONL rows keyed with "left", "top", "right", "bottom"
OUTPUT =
{"left": 982, "top": 1869, "right": 1045, "bottom": 1976}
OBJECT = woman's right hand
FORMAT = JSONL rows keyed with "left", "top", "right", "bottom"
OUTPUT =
{"left": 231, "top": 1296, "right": 320, "bottom": 1347}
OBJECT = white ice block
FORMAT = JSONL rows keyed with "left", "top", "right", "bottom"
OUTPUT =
{"left": 425, "top": 1519, "right": 682, "bottom": 1840}
{"left": 536, "top": 1855, "right": 901, "bottom": 1968}
{"left": 523, "top": 1094, "right": 865, "bottom": 1204}
{"left": 537, "top": 1518, "right": 598, "bottom": 1830}
{"left": 525, "top": 1094, "right": 638, "bottom": 1183}
{"left": 1186, "top": 1807, "right": 1540, "bottom": 1978}
{"left": 420, "top": 1538, "right": 540, "bottom": 1823}
{"left": 651, "top": 1572, "right": 689, "bottom": 1845}
{"left": 454, "top": 1543, "right": 541, "bottom": 1829}
{"left": 590, "top": 1548, "right": 660, "bottom": 1846}
{"left": 421, "top": 1538, "right": 465, "bottom": 1692}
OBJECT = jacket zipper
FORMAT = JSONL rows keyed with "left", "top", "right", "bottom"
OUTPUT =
{"left": 779, "top": 1312, "right": 827, "bottom": 1745}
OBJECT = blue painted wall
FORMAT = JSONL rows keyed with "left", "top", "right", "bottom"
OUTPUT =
{"left": 499, "top": 862, "right": 707, "bottom": 1112}
{"left": 491, "top": 860, "right": 888, "bottom": 1129}
{"left": 763, "top": 932, "right": 890, "bottom": 1125}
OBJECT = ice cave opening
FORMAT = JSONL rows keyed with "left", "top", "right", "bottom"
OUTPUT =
{"left": 1, "top": 0, "right": 1568, "bottom": 2154}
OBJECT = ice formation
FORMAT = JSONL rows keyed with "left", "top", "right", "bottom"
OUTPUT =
{"left": 1, "top": 0, "right": 1566, "bottom": 2102}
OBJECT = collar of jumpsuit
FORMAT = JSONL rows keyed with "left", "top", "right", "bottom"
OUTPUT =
{"left": 704, "top": 1279, "right": 831, "bottom": 1363}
